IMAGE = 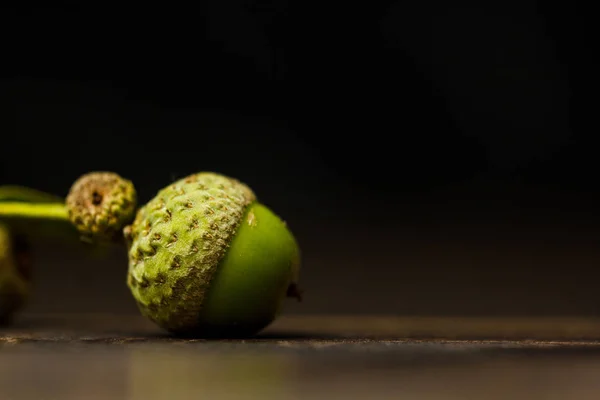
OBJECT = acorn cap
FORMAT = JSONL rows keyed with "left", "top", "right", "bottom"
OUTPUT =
{"left": 66, "top": 172, "right": 137, "bottom": 243}
{"left": 125, "top": 172, "right": 300, "bottom": 336}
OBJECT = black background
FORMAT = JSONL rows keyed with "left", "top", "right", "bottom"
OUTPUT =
{"left": 2, "top": 2, "right": 599, "bottom": 317}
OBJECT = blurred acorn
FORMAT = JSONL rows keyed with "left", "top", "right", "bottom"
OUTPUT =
{"left": 0, "top": 223, "right": 32, "bottom": 326}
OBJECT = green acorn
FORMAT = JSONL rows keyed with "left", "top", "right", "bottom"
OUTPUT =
{"left": 124, "top": 172, "right": 301, "bottom": 337}
{"left": 0, "top": 224, "right": 31, "bottom": 325}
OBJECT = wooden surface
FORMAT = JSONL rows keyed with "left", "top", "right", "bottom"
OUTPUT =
{"left": 4, "top": 314, "right": 600, "bottom": 399}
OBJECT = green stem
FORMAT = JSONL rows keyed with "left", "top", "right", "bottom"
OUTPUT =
{"left": 0, "top": 202, "right": 128, "bottom": 250}
{"left": 0, "top": 188, "right": 131, "bottom": 256}
{"left": 0, "top": 201, "right": 80, "bottom": 244}
{"left": 0, "top": 186, "right": 64, "bottom": 204}
{"left": 0, "top": 202, "right": 69, "bottom": 221}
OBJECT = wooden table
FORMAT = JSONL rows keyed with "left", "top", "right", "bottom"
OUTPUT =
{"left": 3, "top": 314, "right": 600, "bottom": 399}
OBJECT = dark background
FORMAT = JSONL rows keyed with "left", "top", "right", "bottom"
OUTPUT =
{"left": 2, "top": 2, "right": 599, "bottom": 317}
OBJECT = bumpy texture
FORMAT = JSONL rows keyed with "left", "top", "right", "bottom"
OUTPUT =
{"left": 0, "top": 224, "right": 31, "bottom": 324}
{"left": 66, "top": 172, "right": 137, "bottom": 243}
{"left": 125, "top": 172, "right": 256, "bottom": 332}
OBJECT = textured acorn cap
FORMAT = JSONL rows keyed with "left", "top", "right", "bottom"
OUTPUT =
{"left": 66, "top": 172, "right": 137, "bottom": 243}
{"left": 125, "top": 172, "right": 257, "bottom": 333}
{"left": 0, "top": 224, "right": 31, "bottom": 325}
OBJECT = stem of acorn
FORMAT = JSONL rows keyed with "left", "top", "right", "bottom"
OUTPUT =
{"left": 0, "top": 185, "right": 64, "bottom": 204}
{"left": 0, "top": 185, "right": 84, "bottom": 243}
{"left": 0, "top": 201, "right": 127, "bottom": 248}
{"left": 0, "top": 202, "right": 69, "bottom": 222}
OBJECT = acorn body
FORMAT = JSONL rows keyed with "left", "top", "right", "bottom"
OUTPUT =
{"left": 125, "top": 172, "right": 300, "bottom": 336}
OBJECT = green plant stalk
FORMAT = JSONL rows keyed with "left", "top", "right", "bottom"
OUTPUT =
{"left": 0, "top": 185, "right": 64, "bottom": 203}
{"left": 0, "top": 202, "right": 69, "bottom": 221}
{"left": 0, "top": 181, "right": 134, "bottom": 248}
{"left": 0, "top": 185, "right": 67, "bottom": 228}
{"left": 0, "top": 202, "right": 83, "bottom": 243}
{"left": 0, "top": 185, "right": 81, "bottom": 242}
